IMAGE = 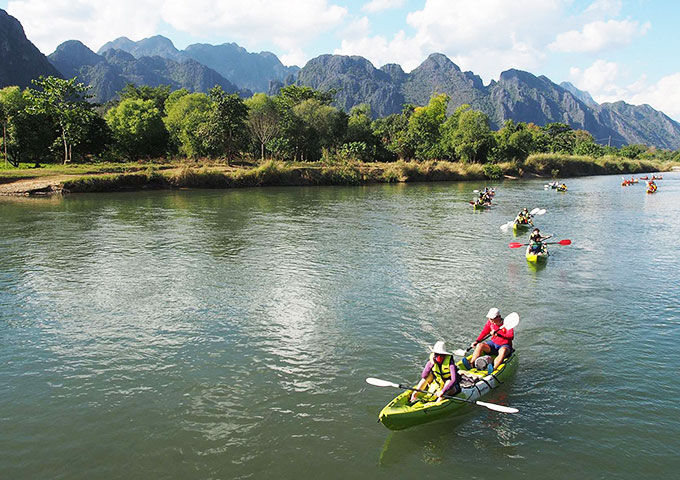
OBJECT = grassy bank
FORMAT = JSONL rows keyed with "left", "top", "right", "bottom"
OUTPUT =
{"left": 1, "top": 154, "right": 671, "bottom": 194}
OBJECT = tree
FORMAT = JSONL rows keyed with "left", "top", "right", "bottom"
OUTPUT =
{"left": 542, "top": 122, "right": 576, "bottom": 154}
{"left": 492, "top": 120, "right": 534, "bottom": 162}
{"left": 26, "top": 76, "right": 97, "bottom": 164}
{"left": 293, "top": 98, "right": 347, "bottom": 161}
{"left": 245, "top": 93, "right": 279, "bottom": 160}
{"left": 0, "top": 86, "right": 25, "bottom": 167}
{"left": 118, "top": 84, "right": 171, "bottom": 113}
{"left": 200, "top": 86, "right": 250, "bottom": 163}
{"left": 450, "top": 109, "right": 495, "bottom": 163}
{"left": 371, "top": 110, "right": 412, "bottom": 161}
{"left": 164, "top": 91, "right": 211, "bottom": 158}
{"left": 573, "top": 129, "right": 604, "bottom": 157}
{"left": 407, "top": 93, "right": 449, "bottom": 160}
{"left": 278, "top": 85, "right": 335, "bottom": 107}
{"left": 619, "top": 143, "right": 648, "bottom": 159}
{"left": 105, "top": 98, "right": 167, "bottom": 159}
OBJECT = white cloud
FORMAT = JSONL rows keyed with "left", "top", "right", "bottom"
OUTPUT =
{"left": 550, "top": 19, "right": 650, "bottom": 53}
{"left": 362, "top": 0, "right": 405, "bottom": 13}
{"left": 337, "top": 0, "right": 564, "bottom": 78}
{"left": 628, "top": 73, "right": 680, "bottom": 120}
{"left": 342, "top": 16, "right": 371, "bottom": 38}
{"left": 584, "top": 0, "right": 622, "bottom": 17}
{"left": 570, "top": 60, "right": 680, "bottom": 121}
{"left": 7, "top": 0, "right": 165, "bottom": 54}
{"left": 7, "top": 0, "right": 347, "bottom": 61}
{"left": 161, "top": 1, "right": 347, "bottom": 52}
{"left": 569, "top": 59, "right": 624, "bottom": 98}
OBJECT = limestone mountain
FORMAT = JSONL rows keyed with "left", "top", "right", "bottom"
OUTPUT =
{"left": 0, "top": 9, "right": 61, "bottom": 88}
{"left": 98, "top": 35, "right": 182, "bottom": 61}
{"left": 560, "top": 81, "right": 598, "bottom": 108}
{"left": 49, "top": 40, "right": 248, "bottom": 104}
{"left": 282, "top": 53, "right": 680, "bottom": 149}
{"left": 98, "top": 35, "right": 298, "bottom": 93}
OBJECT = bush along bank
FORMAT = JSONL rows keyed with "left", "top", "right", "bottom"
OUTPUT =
{"left": 58, "top": 155, "right": 669, "bottom": 193}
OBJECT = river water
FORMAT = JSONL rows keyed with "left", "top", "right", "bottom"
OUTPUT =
{"left": 1, "top": 173, "right": 679, "bottom": 479}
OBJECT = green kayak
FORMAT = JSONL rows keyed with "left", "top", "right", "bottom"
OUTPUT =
{"left": 377, "top": 353, "right": 518, "bottom": 430}
{"left": 513, "top": 222, "right": 532, "bottom": 232}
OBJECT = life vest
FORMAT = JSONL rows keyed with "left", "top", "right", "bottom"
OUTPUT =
{"left": 429, "top": 353, "right": 452, "bottom": 387}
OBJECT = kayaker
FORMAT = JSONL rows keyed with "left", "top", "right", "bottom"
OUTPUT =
{"left": 409, "top": 341, "right": 461, "bottom": 403}
{"left": 528, "top": 228, "right": 548, "bottom": 254}
{"left": 515, "top": 208, "right": 532, "bottom": 225}
{"left": 462, "top": 308, "right": 514, "bottom": 374}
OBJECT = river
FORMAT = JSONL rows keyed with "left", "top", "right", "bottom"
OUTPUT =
{"left": 1, "top": 173, "right": 679, "bottom": 479}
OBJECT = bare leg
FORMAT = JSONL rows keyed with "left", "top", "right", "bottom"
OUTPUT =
{"left": 470, "top": 342, "right": 491, "bottom": 365}
{"left": 493, "top": 347, "right": 510, "bottom": 370}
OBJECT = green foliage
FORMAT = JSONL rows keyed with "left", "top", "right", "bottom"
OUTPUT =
{"left": 619, "top": 144, "right": 648, "bottom": 159}
{"left": 278, "top": 85, "right": 336, "bottom": 107}
{"left": 199, "top": 86, "right": 250, "bottom": 162}
{"left": 105, "top": 98, "right": 168, "bottom": 160}
{"left": 245, "top": 93, "right": 279, "bottom": 160}
{"left": 492, "top": 120, "right": 535, "bottom": 162}
{"left": 407, "top": 93, "right": 449, "bottom": 160}
{"left": 163, "top": 92, "right": 211, "bottom": 158}
{"left": 1, "top": 86, "right": 27, "bottom": 166}
{"left": 446, "top": 108, "right": 495, "bottom": 163}
{"left": 292, "top": 98, "right": 347, "bottom": 162}
{"left": 483, "top": 163, "right": 503, "bottom": 179}
{"left": 26, "top": 76, "right": 98, "bottom": 164}
{"left": 339, "top": 142, "right": 369, "bottom": 161}
{"left": 118, "top": 84, "right": 172, "bottom": 113}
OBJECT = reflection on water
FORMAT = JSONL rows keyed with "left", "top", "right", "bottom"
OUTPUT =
{"left": 1, "top": 174, "right": 680, "bottom": 478}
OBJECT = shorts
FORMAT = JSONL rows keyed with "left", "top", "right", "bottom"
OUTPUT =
{"left": 485, "top": 340, "right": 513, "bottom": 357}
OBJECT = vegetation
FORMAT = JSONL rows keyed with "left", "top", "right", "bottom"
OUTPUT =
{"left": 1, "top": 76, "right": 678, "bottom": 193}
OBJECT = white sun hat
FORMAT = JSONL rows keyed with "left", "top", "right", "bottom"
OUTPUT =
{"left": 486, "top": 307, "right": 501, "bottom": 319}
{"left": 429, "top": 340, "right": 453, "bottom": 356}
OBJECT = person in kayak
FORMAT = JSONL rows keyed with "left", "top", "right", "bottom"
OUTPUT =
{"left": 409, "top": 341, "right": 461, "bottom": 403}
{"left": 528, "top": 228, "right": 548, "bottom": 254}
{"left": 462, "top": 308, "right": 514, "bottom": 374}
{"left": 515, "top": 208, "right": 532, "bottom": 225}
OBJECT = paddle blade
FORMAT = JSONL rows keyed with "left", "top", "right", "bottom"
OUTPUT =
{"left": 452, "top": 349, "right": 467, "bottom": 357}
{"left": 473, "top": 190, "right": 479, "bottom": 193}
{"left": 509, "top": 242, "right": 525, "bottom": 249}
{"left": 537, "top": 209, "right": 546, "bottom": 215}
{"left": 530, "top": 208, "right": 540, "bottom": 215}
{"left": 475, "top": 401, "right": 519, "bottom": 414}
{"left": 502, "top": 312, "right": 520, "bottom": 330}
{"left": 558, "top": 239, "right": 572, "bottom": 246}
{"left": 366, "top": 377, "right": 399, "bottom": 388}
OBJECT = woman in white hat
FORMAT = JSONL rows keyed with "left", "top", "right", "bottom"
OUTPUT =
{"left": 409, "top": 340, "right": 461, "bottom": 403}
{"left": 462, "top": 307, "right": 514, "bottom": 374}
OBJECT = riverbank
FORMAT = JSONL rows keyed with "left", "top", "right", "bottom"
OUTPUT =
{"left": 0, "top": 154, "right": 672, "bottom": 195}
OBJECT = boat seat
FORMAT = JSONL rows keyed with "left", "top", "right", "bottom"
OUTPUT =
{"left": 459, "top": 372, "right": 483, "bottom": 388}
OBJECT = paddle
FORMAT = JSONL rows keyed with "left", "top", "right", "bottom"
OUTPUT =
{"left": 500, "top": 209, "right": 545, "bottom": 231}
{"left": 509, "top": 239, "right": 570, "bottom": 248}
{"left": 451, "top": 312, "right": 520, "bottom": 356}
{"left": 365, "top": 377, "right": 519, "bottom": 414}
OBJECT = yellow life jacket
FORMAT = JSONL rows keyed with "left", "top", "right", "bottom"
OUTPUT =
{"left": 429, "top": 353, "right": 452, "bottom": 387}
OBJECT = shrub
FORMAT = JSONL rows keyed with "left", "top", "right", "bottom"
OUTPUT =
{"left": 483, "top": 163, "right": 503, "bottom": 179}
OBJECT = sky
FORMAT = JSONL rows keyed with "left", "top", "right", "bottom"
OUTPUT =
{"left": 2, "top": 0, "right": 679, "bottom": 120}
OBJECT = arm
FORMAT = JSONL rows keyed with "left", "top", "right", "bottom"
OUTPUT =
{"left": 438, "top": 365, "right": 459, "bottom": 398}
{"left": 475, "top": 321, "right": 491, "bottom": 343}
{"left": 410, "top": 361, "right": 433, "bottom": 402}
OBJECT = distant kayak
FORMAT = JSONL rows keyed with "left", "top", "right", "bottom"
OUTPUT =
{"left": 513, "top": 222, "right": 532, "bottom": 232}
{"left": 377, "top": 354, "right": 518, "bottom": 430}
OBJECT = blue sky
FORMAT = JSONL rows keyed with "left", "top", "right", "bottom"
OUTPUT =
{"left": 3, "top": 0, "right": 679, "bottom": 119}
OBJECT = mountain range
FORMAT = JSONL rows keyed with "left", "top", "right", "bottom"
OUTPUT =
{"left": 1, "top": 8, "right": 679, "bottom": 150}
